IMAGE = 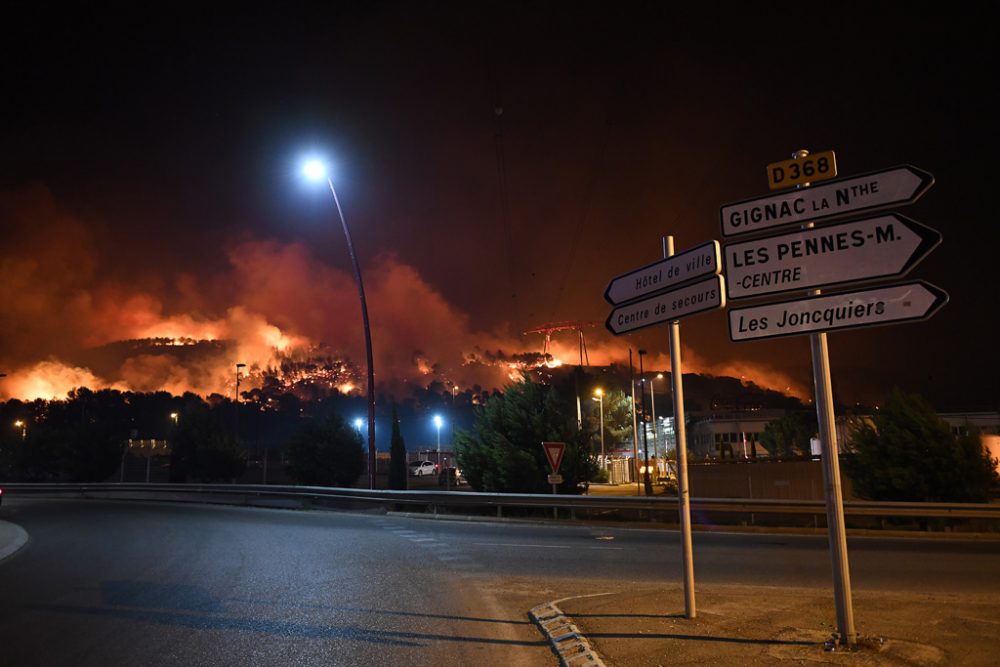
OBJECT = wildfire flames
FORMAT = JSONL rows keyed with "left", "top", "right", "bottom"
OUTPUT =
{"left": 0, "top": 187, "right": 807, "bottom": 402}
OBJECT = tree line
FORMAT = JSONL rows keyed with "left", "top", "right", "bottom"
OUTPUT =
{"left": 1, "top": 381, "right": 995, "bottom": 502}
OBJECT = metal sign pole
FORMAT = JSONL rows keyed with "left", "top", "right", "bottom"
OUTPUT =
{"left": 811, "top": 329, "right": 856, "bottom": 644}
{"left": 794, "top": 149, "right": 856, "bottom": 646}
{"left": 665, "top": 235, "right": 696, "bottom": 619}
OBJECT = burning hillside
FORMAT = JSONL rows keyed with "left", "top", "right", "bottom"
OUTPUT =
{"left": 0, "top": 187, "right": 809, "bottom": 402}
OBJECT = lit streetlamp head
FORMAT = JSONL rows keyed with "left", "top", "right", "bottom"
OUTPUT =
{"left": 433, "top": 415, "right": 443, "bottom": 429}
{"left": 354, "top": 418, "right": 364, "bottom": 431}
{"left": 303, "top": 159, "right": 327, "bottom": 182}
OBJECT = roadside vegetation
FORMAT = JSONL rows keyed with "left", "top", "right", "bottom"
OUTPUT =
{"left": 454, "top": 374, "right": 598, "bottom": 494}
{"left": 844, "top": 388, "right": 998, "bottom": 502}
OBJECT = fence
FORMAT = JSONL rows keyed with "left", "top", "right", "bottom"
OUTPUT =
{"left": 3, "top": 483, "right": 998, "bottom": 533}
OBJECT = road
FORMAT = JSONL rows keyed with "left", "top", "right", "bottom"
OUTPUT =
{"left": 1, "top": 498, "right": 998, "bottom": 666}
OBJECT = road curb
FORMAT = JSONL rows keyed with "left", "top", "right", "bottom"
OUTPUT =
{"left": 0, "top": 520, "right": 29, "bottom": 563}
{"left": 530, "top": 599, "right": 607, "bottom": 667}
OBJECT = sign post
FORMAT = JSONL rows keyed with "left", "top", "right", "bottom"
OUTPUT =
{"left": 603, "top": 237, "right": 725, "bottom": 621}
{"left": 719, "top": 151, "right": 945, "bottom": 646}
{"left": 665, "top": 235, "right": 697, "bottom": 620}
{"left": 542, "top": 441, "right": 566, "bottom": 519}
{"left": 794, "top": 148, "right": 856, "bottom": 648}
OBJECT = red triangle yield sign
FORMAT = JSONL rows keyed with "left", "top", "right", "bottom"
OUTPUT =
{"left": 542, "top": 441, "right": 566, "bottom": 474}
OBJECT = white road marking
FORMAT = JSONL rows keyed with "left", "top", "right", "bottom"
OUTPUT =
{"left": 473, "top": 542, "right": 623, "bottom": 551}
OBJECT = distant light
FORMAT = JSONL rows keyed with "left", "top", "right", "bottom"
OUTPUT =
{"left": 303, "top": 159, "right": 327, "bottom": 182}
{"left": 594, "top": 388, "right": 603, "bottom": 397}
{"left": 354, "top": 418, "right": 364, "bottom": 430}
{"left": 433, "top": 415, "right": 443, "bottom": 428}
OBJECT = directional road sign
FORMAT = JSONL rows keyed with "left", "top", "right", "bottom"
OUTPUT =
{"left": 720, "top": 165, "right": 934, "bottom": 238}
{"left": 728, "top": 281, "right": 948, "bottom": 342}
{"left": 723, "top": 214, "right": 942, "bottom": 300}
{"left": 606, "top": 274, "right": 725, "bottom": 335}
{"left": 604, "top": 241, "right": 720, "bottom": 305}
{"left": 542, "top": 441, "right": 566, "bottom": 473}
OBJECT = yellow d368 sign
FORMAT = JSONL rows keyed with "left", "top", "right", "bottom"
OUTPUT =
{"left": 767, "top": 150, "right": 837, "bottom": 190}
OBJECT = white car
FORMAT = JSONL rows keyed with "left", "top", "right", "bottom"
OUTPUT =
{"left": 408, "top": 460, "right": 438, "bottom": 477}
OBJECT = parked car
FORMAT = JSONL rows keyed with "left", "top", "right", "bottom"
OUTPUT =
{"left": 438, "top": 467, "right": 465, "bottom": 486}
{"left": 408, "top": 460, "right": 438, "bottom": 477}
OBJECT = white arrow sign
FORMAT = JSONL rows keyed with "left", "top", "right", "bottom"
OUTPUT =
{"left": 723, "top": 214, "right": 942, "bottom": 300}
{"left": 606, "top": 275, "right": 725, "bottom": 335}
{"left": 720, "top": 165, "right": 934, "bottom": 238}
{"left": 604, "top": 241, "right": 720, "bottom": 305}
{"left": 728, "top": 281, "right": 948, "bottom": 342}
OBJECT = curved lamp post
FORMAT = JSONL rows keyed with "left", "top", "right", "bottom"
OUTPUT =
{"left": 303, "top": 159, "right": 377, "bottom": 489}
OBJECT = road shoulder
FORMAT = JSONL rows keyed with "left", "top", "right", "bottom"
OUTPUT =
{"left": 557, "top": 583, "right": 1000, "bottom": 666}
{"left": 0, "top": 520, "right": 29, "bottom": 562}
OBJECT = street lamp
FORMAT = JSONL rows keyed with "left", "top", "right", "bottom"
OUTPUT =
{"left": 450, "top": 384, "right": 459, "bottom": 458}
{"left": 433, "top": 414, "right": 443, "bottom": 465}
{"left": 14, "top": 420, "right": 26, "bottom": 440}
{"left": 354, "top": 417, "right": 364, "bottom": 432}
{"left": 303, "top": 157, "right": 377, "bottom": 490}
{"left": 650, "top": 373, "right": 664, "bottom": 473}
{"left": 170, "top": 412, "right": 179, "bottom": 426}
{"left": 592, "top": 389, "right": 605, "bottom": 468}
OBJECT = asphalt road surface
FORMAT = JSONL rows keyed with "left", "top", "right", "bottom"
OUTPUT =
{"left": 2, "top": 498, "right": 998, "bottom": 666}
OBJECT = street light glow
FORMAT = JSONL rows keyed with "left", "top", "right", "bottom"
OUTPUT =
{"left": 354, "top": 418, "right": 364, "bottom": 430}
{"left": 433, "top": 414, "right": 443, "bottom": 428}
{"left": 302, "top": 159, "right": 327, "bottom": 182}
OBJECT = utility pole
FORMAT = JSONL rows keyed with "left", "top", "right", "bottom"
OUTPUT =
{"left": 638, "top": 349, "right": 653, "bottom": 496}
{"left": 629, "top": 348, "right": 640, "bottom": 496}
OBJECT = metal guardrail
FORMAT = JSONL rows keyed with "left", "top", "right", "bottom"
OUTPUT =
{"left": 3, "top": 482, "right": 999, "bottom": 524}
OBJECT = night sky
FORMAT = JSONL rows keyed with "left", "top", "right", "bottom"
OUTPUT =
{"left": 1, "top": 4, "right": 996, "bottom": 410}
